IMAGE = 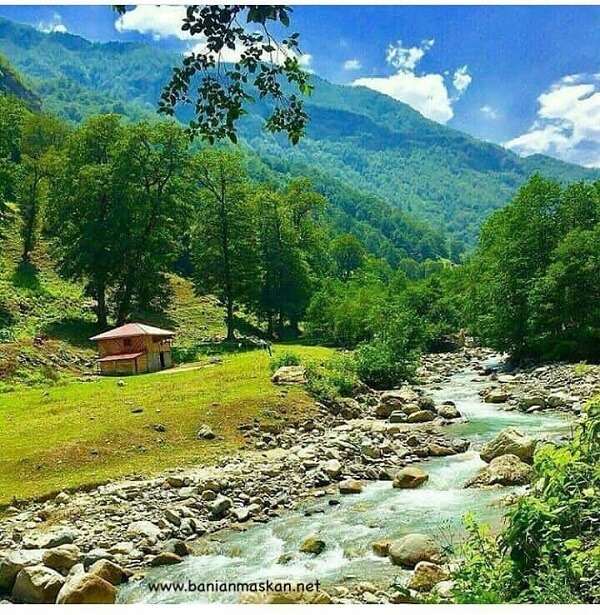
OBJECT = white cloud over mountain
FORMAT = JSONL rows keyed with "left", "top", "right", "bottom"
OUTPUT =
{"left": 37, "top": 13, "right": 67, "bottom": 34}
{"left": 505, "top": 74, "right": 600, "bottom": 168}
{"left": 115, "top": 5, "right": 189, "bottom": 40}
{"left": 352, "top": 39, "right": 471, "bottom": 124}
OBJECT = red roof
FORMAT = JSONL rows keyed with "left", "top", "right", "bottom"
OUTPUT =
{"left": 97, "top": 352, "right": 144, "bottom": 363}
{"left": 90, "top": 323, "right": 175, "bottom": 341}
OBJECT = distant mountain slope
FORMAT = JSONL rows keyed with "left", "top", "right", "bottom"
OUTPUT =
{"left": 0, "top": 53, "right": 40, "bottom": 109}
{"left": 0, "top": 17, "right": 597, "bottom": 244}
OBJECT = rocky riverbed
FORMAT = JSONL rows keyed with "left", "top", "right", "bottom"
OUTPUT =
{"left": 0, "top": 348, "right": 597, "bottom": 604}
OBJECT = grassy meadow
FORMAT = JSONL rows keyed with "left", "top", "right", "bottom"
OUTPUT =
{"left": 0, "top": 344, "right": 333, "bottom": 505}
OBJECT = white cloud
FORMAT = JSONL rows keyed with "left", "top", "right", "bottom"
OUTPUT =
{"left": 386, "top": 39, "right": 434, "bottom": 71}
{"left": 480, "top": 104, "right": 499, "bottom": 120}
{"left": 115, "top": 5, "right": 190, "bottom": 40}
{"left": 351, "top": 39, "right": 471, "bottom": 124}
{"left": 505, "top": 74, "right": 600, "bottom": 168}
{"left": 453, "top": 65, "right": 472, "bottom": 95}
{"left": 37, "top": 13, "right": 67, "bottom": 34}
{"left": 343, "top": 59, "right": 362, "bottom": 71}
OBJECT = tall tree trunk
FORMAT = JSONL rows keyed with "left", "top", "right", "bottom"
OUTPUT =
{"left": 277, "top": 311, "right": 285, "bottom": 339}
{"left": 266, "top": 312, "right": 274, "bottom": 338}
{"left": 116, "top": 278, "right": 134, "bottom": 326}
{"left": 226, "top": 296, "right": 235, "bottom": 341}
{"left": 96, "top": 284, "right": 108, "bottom": 329}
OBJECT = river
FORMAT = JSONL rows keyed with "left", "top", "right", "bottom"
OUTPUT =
{"left": 119, "top": 355, "right": 572, "bottom": 603}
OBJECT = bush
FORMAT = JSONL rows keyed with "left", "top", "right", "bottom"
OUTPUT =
{"left": 453, "top": 399, "right": 600, "bottom": 604}
{"left": 354, "top": 337, "right": 418, "bottom": 390}
{"left": 304, "top": 353, "right": 359, "bottom": 403}
{"left": 269, "top": 351, "right": 301, "bottom": 374}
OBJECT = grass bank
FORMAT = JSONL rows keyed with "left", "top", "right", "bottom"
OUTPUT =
{"left": 0, "top": 344, "right": 333, "bottom": 505}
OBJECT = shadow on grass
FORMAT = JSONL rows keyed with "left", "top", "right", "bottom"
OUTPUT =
{"left": 41, "top": 317, "right": 98, "bottom": 349}
{"left": 11, "top": 261, "right": 42, "bottom": 292}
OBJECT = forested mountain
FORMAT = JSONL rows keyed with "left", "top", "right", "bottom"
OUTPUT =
{"left": 0, "top": 16, "right": 598, "bottom": 246}
{"left": 0, "top": 53, "right": 39, "bottom": 109}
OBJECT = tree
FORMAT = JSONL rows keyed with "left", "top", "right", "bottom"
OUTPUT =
{"left": 17, "top": 112, "right": 67, "bottom": 262}
{"left": 48, "top": 115, "right": 189, "bottom": 326}
{"left": 47, "top": 114, "right": 124, "bottom": 327}
{"left": 110, "top": 121, "right": 189, "bottom": 324}
{"left": 189, "top": 149, "right": 259, "bottom": 340}
{"left": 113, "top": 5, "right": 312, "bottom": 144}
{"left": 331, "top": 233, "right": 366, "bottom": 280}
{"left": 252, "top": 185, "right": 312, "bottom": 337}
{"left": 468, "top": 175, "right": 600, "bottom": 360}
{"left": 0, "top": 95, "right": 27, "bottom": 237}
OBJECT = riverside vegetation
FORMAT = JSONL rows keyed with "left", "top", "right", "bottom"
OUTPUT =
{"left": 0, "top": 24, "right": 599, "bottom": 605}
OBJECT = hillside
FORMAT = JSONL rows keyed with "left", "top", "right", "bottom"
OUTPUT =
{"left": 0, "top": 213, "right": 236, "bottom": 389}
{"left": 0, "top": 52, "right": 39, "bottom": 109}
{"left": 0, "top": 16, "right": 598, "bottom": 245}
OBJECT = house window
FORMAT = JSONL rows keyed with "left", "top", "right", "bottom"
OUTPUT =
{"left": 123, "top": 338, "right": 132, "bottom": 349}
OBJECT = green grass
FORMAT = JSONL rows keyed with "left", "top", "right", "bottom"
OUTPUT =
{"left": 0, "top": 344, "right": 333, "bottom": 505}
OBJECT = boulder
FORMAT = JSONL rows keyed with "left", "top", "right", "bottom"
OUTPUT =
{"left": 374, "top": 403, "right": 394, "bottom": 419}
{"left": 299, "top": 537, "right": 326, "bottom": 555}
{"left": 338, "top": 479, "right": 363, "bottom": 494}
{"left": 0, "top": 551, "right": 43, "bottom": 593}
{"left": 361, "top": 444, "right": 380, "bottom": 460}
{"left": 479, "top": 428, "right": 536, "bottom": 463}
{"left": 231, "top": 507, "right": 250, "bottom": 523}
{"left": 197, "top": 424, "right": 216, "bottom": 440}
{"left": 12, "top": 565, "right": 65, "bottom": 604}
{"left": 406, "top": 410, "right": 436, "bottom": 423}
{"left": 22, "top": 529, "right": 76, "bottom": 550}
{"left": 547, "top": 392, "right": 570, "bottom": 408}
{"left": 428, "top": 444, "right": 455, "bottom": 457}
{"left": 406, "top": 561, "right": 449, "bottom": 591}
{"left": 484, "top": 390, "right": 508, "bottom": 403}
{"left": 388, "top": 411, "right": 407, "bottom": 424}
{"left": 388, "top": 534, "right": 440, "bottom": 568}
{"left": 518, "top": 393, "right": 546, "bottom": 410}
{"left": 433, "top": 579, "right": 455, "bottom": 599}
{"left": 240, "top": 587, "right": 331, "bottom": 604}
{"left": 56, "top": 573, "right": 116, "bottom": 604}
{"left": 150, "top": 553, "right": 184, "bottom": 567}
{"left": 126, "top": 520, "right": 161, "bottom": 542}
{"left": 372, "top": 539, "right": 392, "bottom": 557}
{"left": 88, "top": 559, "right": 128, "bottom": 586}
{"left": 402, "top": 403, "right": 422, "bottom": 416}
{"left": 392, "top": 467, "right": 429, "bottom": 489}
{"left": 437, "top": 404, "right": 461, "bottom": 419}
{"left": 465, "top": 454, "right": 533, "bottom": 488}
{"left": 324, "top": 459, "right": 342, "bottom": 478}
{"left": 271, "top": 366, "right": 305, "bottom": 385}
{"left": 162, "top": 540, "right": 189, "bottom": 558}
{"left": 42, "top": 545, "right": 80, "bottom": 574}
{"left": 208, "top": 496, "right": 233, "bottom": 519}
{"left": 381, "top": 388, "right": 419, "bottom": 405}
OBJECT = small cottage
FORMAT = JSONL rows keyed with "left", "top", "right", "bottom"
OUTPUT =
{"left": 90, "top": 322, "right": 175, "bottom": 376}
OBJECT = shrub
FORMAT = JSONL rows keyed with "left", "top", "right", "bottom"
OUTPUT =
{"left": 304, "top": 353, "right": 359, "bottom": 402}
{"left": 354, "top": 337, "right": 418, "bottom": 389}
{"left": 453, "top": 399, "right": 600, "bottom": 604}
{"left": 269, "top": 351, "right": 301, "bottom": 374}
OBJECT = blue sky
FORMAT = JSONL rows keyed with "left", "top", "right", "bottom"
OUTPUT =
{"left": 1, "top": 4, "right": 599, "bottom": 167}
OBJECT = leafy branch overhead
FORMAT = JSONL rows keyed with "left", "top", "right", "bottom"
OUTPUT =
{"left": 114, "top": 5, "right": 313, "bottom": 144}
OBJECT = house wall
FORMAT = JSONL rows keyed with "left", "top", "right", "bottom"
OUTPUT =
{"left": 99, "top": 359, "right": 136, "bottom": 376}
{"left": 96, "top": 335, "right": 173, "bottom": 375}
{"left": 98, "top": 336, "right": 145, "bottom": 357}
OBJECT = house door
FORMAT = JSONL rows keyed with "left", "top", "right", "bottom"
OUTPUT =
{"left": 159, "top": 351, "right": 165, "bottom": 369}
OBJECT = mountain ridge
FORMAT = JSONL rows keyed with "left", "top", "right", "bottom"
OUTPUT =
{"left": 0, "top": 16, "right": 597, "bottom": 243}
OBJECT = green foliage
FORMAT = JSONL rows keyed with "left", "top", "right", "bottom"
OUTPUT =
{"left": 454, "top": 400, "right": 600, "bottom": 604}
{"left": 155, "top": 5, "right": 312, "bottom": 144}
{"left": 468, "top": 175, "right": 600, "bottom": 360}
{"left": 304, "top": 353, "right": 359, "bottom": 402}
{"left": 269, "top": 350, "right": 301, "bottom": 373}
{"left": 46, "top": 114, "right": 189, "bottom": 326}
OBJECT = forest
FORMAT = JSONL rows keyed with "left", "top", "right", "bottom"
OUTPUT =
{"left": 0, "top": 8, "right": 599, "bottom": 605}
